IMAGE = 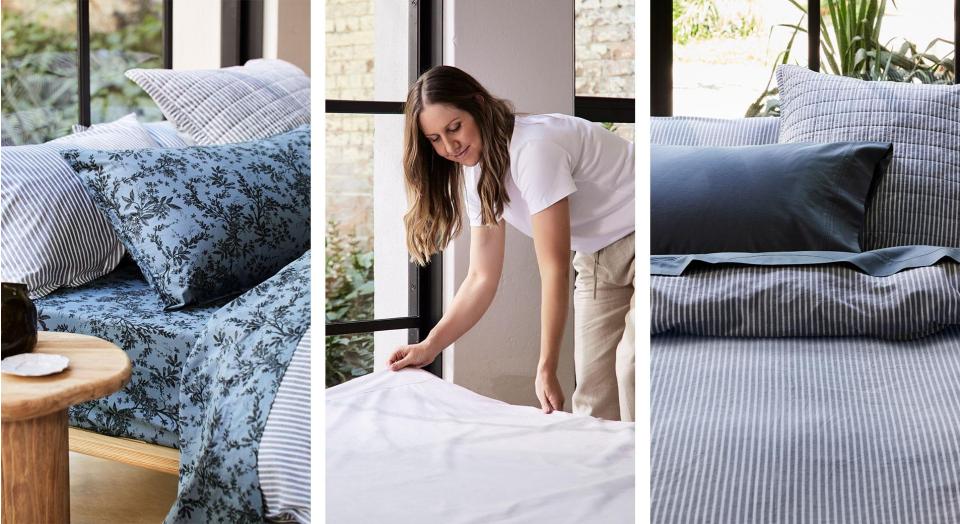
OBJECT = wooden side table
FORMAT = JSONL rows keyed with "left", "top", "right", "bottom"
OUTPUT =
{"left": 2, "top": 331, "right": 131, "bottom": 524}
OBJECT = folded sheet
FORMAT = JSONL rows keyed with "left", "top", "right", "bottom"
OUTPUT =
{"left": 652, "top": 261, "right": 960, "bottom": 339}
{"left": 652, "top": 245, "right": 960, "bottom": 277}
{"left": 327, "top": 369, "right": 636, "bottom": 524}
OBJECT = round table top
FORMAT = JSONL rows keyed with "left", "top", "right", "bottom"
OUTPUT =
{"left": 1, "top": 332, "right": 131, "bottom": 422}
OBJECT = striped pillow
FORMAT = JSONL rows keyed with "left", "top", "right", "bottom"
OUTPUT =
{"left": 776, "top": 65, "right": 960, "bottom": 249}
{"left": 125, "top": 59, "right": 310, "bottom": 146}
{"left": 1, "top": 114, "right": 159, "bottom": 298}
{"left": 651, "top": 116, "right": 780, "bottom": 146}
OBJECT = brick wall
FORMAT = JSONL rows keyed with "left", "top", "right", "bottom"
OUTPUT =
{"left": 325, "top": 0, "right": 375, "bottom": 241}
{"left": 575, "top": 0, "right": 635, "bottom": 142}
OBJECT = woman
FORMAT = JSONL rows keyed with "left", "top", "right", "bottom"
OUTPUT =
{"left": 388, "top": 66, "right": 635, "bottom": 422}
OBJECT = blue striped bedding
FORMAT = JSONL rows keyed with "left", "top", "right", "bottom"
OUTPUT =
{"left": 652, "top": 113, "right": 960, "bottom": 523}
{"left": 652, "top": 328, "right": 960, "bottom": 524}
{"left": 651, "top": 262, "right": 960, "bottom": 523}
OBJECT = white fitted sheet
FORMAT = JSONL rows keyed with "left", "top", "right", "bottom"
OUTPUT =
{"left": 326, "top": 369, "right": 635, "bottom": 524}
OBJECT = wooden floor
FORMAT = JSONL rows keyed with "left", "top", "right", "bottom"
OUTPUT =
{"left": 70, "top": 452, "right": 177, "bottom": 523}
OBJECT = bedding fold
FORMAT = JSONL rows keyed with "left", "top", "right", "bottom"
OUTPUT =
{"left": 166, "top": 251, "right": 311, "bottom": 524}
{"left": 652, "top": 262, "right": 960, "bottom": 339}
{"left": 327, "top": 369, "right": 636, "bottom": 524}
{"left": 652, "top": 245, "right": 960, "bottom": 277}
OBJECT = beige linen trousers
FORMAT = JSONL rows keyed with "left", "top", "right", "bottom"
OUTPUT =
{"left": 571, "top": 232, "right": 635, "bottom": 422}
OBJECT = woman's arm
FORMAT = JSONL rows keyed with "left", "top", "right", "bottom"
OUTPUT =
{"left": 388, "top": 219, "right": 506, "bottom": 370}
{"left": 530, "top": 198, "right": 572, "bottom": 413}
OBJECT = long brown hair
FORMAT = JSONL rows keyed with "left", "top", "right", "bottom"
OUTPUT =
{"left": 402, "top": 66, "right": 515, "bottom": 265}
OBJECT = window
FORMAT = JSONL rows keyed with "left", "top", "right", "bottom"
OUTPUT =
{"left": 574, "top": 0, "right": 635, "bottom": 141}
{"left": 1, "top": 0, "right": 170, "bottom": 145}
{"left": 325, "top": 0, "right": 442, "bottom": 387}
{"left": 656, "top": 0, "right": 958, "bottom": 117}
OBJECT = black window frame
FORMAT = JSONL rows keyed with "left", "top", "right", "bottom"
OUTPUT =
{"left": 325, "top": 0, "right": 444, "bottom": 378}
{"left": 75, "top": 0, "right": 175, "bottom": 127}
{"left": 651, "top": 0, "right": 960, "bottom": 116}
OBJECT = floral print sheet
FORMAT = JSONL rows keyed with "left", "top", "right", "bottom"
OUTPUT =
{"left": 35, "top": 259, "right": 227, "bottom": 447}
{"left": 166, "top": 251, "right": 310, "bottom": 524}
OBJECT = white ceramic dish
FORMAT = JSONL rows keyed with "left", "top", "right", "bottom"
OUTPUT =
{"left": 1, "top": 353, "right": 70, "bottom": 376}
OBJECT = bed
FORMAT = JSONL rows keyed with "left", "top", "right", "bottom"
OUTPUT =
{"left": 650, "top": 263, "right": 960, "bottom": 523}
{"left": 326, "top": 368, "right": 636, "bottom": 523}
{"left": 35, "top": 252, "right": 311, "bottom": 523}
{"left": 1, "top": 59, "right": 312, "bottom": 523}
{"left": 650, "top": 73, "right": 960, "bottom": 523}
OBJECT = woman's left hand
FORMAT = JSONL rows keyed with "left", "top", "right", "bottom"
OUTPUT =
{"left": 535, "top": 369, "right": 565, "bottom": 414}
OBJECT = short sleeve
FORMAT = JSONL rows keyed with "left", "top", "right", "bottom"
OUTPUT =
{"left": 513, "top": 139, "right": 577, "bottom": 215}
{"left": 463, "top": 167, "right": 483, "bottom": 226}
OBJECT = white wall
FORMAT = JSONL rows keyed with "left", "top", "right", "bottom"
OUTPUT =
{"left": 172, "top": 1, "right": 221, "bottom": 70}
{"left": 443, "top": 0, "right": 576, "bottom": 408}
{"left": 263, "top": 0, "right": 312, "bottom": 75}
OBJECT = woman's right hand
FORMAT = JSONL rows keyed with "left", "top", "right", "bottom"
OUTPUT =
{"left": 388, "top": 340, "right": 441, "bottom": 371}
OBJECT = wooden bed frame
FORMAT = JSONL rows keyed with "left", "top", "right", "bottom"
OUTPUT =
{"left": 69, "top": 428, "right": 179, "bottom": 475}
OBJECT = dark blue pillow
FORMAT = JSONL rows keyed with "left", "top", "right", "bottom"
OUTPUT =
{"left": 61, "top": 125, "right": 310, "bottom": 309}
{"left": 651, "top": 141, "right": 892, "bottom": 255}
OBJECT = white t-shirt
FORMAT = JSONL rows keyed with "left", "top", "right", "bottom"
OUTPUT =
{"left": 463, "top": 113, "right": 634, "bottom": 254}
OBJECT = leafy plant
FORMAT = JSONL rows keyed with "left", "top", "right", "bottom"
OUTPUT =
{"left": 1, "top": 5, "right": 163, "bottom": 145}
{"left": 747, "top": 0, "right": 956, "bottom": 117}
{"left": 325, "top": 219, "right": 375, "bottom": 387}
{"left": 673, "top": 0, "right": 760, "bottom": 45}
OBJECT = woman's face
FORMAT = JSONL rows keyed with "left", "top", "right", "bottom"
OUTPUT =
{"left": 418, "top": 102, "right": 482, "bottom": 167}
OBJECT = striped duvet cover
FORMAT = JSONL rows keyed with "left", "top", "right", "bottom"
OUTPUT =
{"left": 651, "top": 262, "right": 960, "bottom": 523}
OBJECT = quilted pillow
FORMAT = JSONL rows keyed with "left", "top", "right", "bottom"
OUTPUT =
{"left": 776, "top": 65, "right": 960, "bottom": 249}
{"left": 60, "top": 125, "right": 311, "bottom": 310}
{"left": 125, "top": 59, "right": 310, "bottom": 145}
{"left": 0, "top": 114, "right": 158, "bottom": 298}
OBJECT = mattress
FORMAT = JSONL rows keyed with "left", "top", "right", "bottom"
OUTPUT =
{"left": 34, "top": 259, "right": 227, "bottom": 447}
{"left": 652, "top": 329, "right": 960, "bottom": 523}
{"left": 326, "top": 369, "right": 636, "bottom": 524}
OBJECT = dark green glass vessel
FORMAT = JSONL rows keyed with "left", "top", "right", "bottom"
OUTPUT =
{"left": 1, "top": 282, "right": 38, "bottom": 359}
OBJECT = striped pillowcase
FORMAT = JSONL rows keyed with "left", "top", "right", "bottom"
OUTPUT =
{"left": 125, "top": 59, "right": 310, "bottom": 146}
{"left": 651, "top": 115, "right": 780, "bottom": 146}
{"left": 260, "top": 328, "right": 311, "bottom": 523}
{"left": 651, "top": 262, "right": 960, "bottom": 339}
{"left": 776, "top": 65, "right": 960, "bottom": 249}
{"left": 1, "top": 115, "right": 159, "bottom": 298}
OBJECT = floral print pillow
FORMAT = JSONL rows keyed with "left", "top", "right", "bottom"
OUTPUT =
{"left": 61, "top": 125, "right": 310, "bottom": 310}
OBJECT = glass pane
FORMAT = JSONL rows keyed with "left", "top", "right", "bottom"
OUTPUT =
{"left": 89, "top": 0, "right": 164, "bottom": 124}
{"left": 326, "top": 333, "right": 374, "bottom": 387}
{"left": 325, "top": 0, "right": 410, "bottom": 101}
{"left": 326, "top": 329, "right": 417, "bottom": 387}
{"left": 821, "top": 1, "right": 954, "bottom": 84}
{"left": 1, "top": 0, "right": 79, "bottom": 145}
{"left": 575, "top": 0, "right": 635, "bottom": 98}
{"left": 325, "top": 113, "right": 410, "bottom": 322}
{"left": 672, "top": 1, "right": 807, "bottom": 118}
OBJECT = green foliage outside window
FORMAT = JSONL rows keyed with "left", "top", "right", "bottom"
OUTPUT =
{"left": 2, "top": 4, "right": 163, "bottom": 145}
{"left": 673, "top": 0, "right": 761, "bottom": 45}
{"left": 325, "top": 220, "right": 375, "bottom": 388}
{"left": 747, "top": 0, "right": 956, "bottom": 116}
